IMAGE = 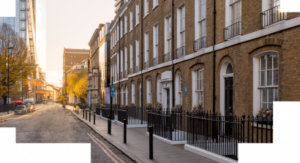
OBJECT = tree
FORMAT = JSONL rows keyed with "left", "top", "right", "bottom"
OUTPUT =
{"left": 66, "top": 69, "right": 88, "bottom": 102}
{"left": 0, "top": 23, "right": 35, "bottom": 103}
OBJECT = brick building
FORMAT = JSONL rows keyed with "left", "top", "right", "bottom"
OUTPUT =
{"left": 62, "top": 48, "right": 90, "bottom": 96}
{"left": 109, "top": 0, "right": 300, "bottom": 118}
{"left": 88, "top": 23, "right": 111, "bottom": 110}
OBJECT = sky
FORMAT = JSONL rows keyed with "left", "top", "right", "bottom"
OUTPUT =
{"left": 36, "top": 0, "right": 115, "bottom": 87}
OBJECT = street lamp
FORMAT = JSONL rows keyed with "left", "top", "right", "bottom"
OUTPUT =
{"left": 6, "top": 46, "right": 14, "bottom": 106}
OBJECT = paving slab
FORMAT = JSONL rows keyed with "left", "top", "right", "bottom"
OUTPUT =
{"left": 66, "top": 106, "right": 218, "bottom": 163}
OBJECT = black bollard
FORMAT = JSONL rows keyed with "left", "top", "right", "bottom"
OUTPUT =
{"left": 108, "top": 115, "right": 111, "bottom": 135}
{"left": 149, "top": 126, "right": 153, "bottom": 160}
{"left": 124, "top": 119, "right": 127, "bottom": 144}
{"left": 89, "top": 111, "right": 91, "bottom": 122}
{"left": 86, "top": 110, "right": 88, "bottom": 120}
{"left": 94, "top": 112, "right": 96, "bottom": 125}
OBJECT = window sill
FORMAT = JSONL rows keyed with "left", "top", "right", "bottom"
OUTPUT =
{"left": 135, "top": 23, "right": 139, "bottom": 27}
{"left": 152, "top": 5, "right": 158, "bottom": 10}
{"left": 225, "top": 35, "right": 241, "bottom": 41}
{"left": 144, "top": 13, "right": 149, "bottom": 19}
{"left": 262, "top": 20, "right": 286, "bottom": 29}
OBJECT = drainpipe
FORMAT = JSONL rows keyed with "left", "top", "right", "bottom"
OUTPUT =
{"left": 172, "top": 0, "right": 175, "bottom": 108}
{"left": 141, "top": 0, "right": 144, "bottom": 112}
{"left": 213, "top": 0, "right": 216, "bottom": 115}
{"left": 119, "top": 17, "right": 121, "bottom": 109}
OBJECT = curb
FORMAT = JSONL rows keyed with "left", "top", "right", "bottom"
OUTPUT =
{"left": 67, "top": 108, "right": 144, "bottom": 163}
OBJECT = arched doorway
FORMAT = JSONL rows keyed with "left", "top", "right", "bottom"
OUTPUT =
{"left": 220, "top": 62, "right": 234, "bottom": 116}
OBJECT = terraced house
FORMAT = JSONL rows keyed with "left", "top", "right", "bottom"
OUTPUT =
{"left": 110, "top": 0, "right": 300, "bottom": 117}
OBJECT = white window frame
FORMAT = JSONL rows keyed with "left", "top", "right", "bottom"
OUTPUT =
{"left": 175, "top": 73, "right": 183, "bottom": 105}
{"left": 153, "top": 0, "right": 159, "bottom": 9}
{"left": 156, "top": 76, "right": 162, "bottom": 103}
{"left": 192, "top": 68, "right": 204, "bottom": 109}
{"left": 121, "top": 50, "right": 123, "bottom": 72}
{"left": 136, "top": 4, "right": 140, "bottom": 26}
{"left": 144, "top": 31, "right": 149, "bottom": 63}
{"left": 253, "top": 51, "right": 279, "bottom": 116}
{"left": 130, "top": 44, "right": 133, "bottom": 69}
{"left": 130, "top": 11, "right": 133, "bottom": 31}
{"left": 144, "top": 0, "right": 149, "bottom": 16}
{"left": 125, "top": 47, "right": 128, "bottom": 71}
{"left": 177, "top": 4, "right": 185, "bottom": 48}
{"left": 153, "top": 23, "right": 159, "bottom": 58}
{"left": 131, "top": 82, "right": 135, "bottom": 104}
{"left": 125, "top": 85, "right": 128, "bottom": 105}
{"left": 120, "top": 20, "right": 123, "bottom": 38}
{"left": 136, "top": 40, "right": 139, "bottom": 66}
{"left": 164, "top": 15, "right": 172, "bottom": 54}
{"left": 124, "top": 15, "right": 128, "bottom": 34}
{"left": 147, "top": 78, "right": 152, "bottom": 104}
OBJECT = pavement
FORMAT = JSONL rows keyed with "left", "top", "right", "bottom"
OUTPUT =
{"left": 0, "top": 103, "right": 134, "bottom": 163}
{"left": 66, "top": 105, "right": 217, "bottom": 163}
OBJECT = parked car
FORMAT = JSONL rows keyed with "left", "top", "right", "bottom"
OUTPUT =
{"left": 24, "top": 99, "right": 35, "bottom": 112}
{"left": 24, "top": 103, "right": 35, "bottom": 112}
{"left": 14, "top": 105, "right": 28, "bottom": 114}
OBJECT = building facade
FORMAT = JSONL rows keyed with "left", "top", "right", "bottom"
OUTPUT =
{"left": 88, "top": 23, "right": 111, "bottom": 110}
{"left": 109, "top": 0, "right": 300, "bottom": 117}
{"left": 0, "top": 0, "right": 40, "bottom": 102}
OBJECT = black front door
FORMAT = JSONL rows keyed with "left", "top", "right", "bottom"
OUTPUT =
{"left": 225, "top": 77, "right": 234, "bottom": 137}
{"left": 225, "top": 77, "right": 233, "bottom": 115}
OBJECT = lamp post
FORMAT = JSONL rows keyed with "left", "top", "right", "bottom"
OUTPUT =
{"left": 6, "top": 46, "right": 14, "bottom": 106}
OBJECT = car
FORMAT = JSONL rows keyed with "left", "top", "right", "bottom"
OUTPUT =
{"left": 24, "top": 103, "right": 35, "bottom": 112}
{"left": 14, "top": 105, "right": 28, "bottom": 114}
{"left": 24, "top": 99, "right": 35, "bottom": 112}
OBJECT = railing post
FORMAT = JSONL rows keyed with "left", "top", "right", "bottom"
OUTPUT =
{"left": 149, "top": 126, "right": 153, "bottom": 160}
{"left": 89, "top": 110, "right": 91, "bottom": 122}
{"left": 242, "top": 113, "right": 245, "bottom": 143}
{"left": 108, "top": 115, "right": 111, "bottom": 135}
{"left": 124, "top": 119, "right": 127, "bottom": 144}
{"left": 83, "top": 109, "right": 84, "bottom": 119}
{"left": 86, "top": 110, "right": 88, "bottom": 120}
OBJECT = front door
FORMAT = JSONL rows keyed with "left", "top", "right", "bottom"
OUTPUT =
{"left": 225, "top": 77, "right": 233, "bottom": 115}
{"left": 225, "top": 77, "right": 234, "bottom": 137}
{"left": 166, "top": 89, "right": 170, "bottom": 110}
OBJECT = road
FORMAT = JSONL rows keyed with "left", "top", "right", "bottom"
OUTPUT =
{"left": 0, "top": 103, "right": 134, "bottom": 163}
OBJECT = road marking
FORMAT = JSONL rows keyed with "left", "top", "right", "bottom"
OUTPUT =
{"left": 87, "top": 133, "right": 118, "bottom": 163}
{"left": 88, "top": 133, "right": 125, "bottom": 163}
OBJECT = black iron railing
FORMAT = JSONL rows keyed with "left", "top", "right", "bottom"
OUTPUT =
{"left": 224, "top": 21, "right": 241, "bottom": 41}
{"left": 147, "top": 108, "right": 187, "bottom": 141}
{"left": 193, "top": 36, "right": 206, "bottom": 52}
{"left": 176, "top": 46, "right": 185, "bottom": 59}
{"left": 101, "top": 107, "right": 115, "bottom": 119}
{"left": 117, "top": 106, "right": 148, "bottom": 125}
{"left": 164, "top": 52, "right": 171, "bottom": 62}
{"left": 261, "top": 5, "right": 287, "bottom": 28}
{"left": 0, "top": 104, "right": 16, "bottom": 113}
{"left": 153, "top": 56, "right": 158, "bottom": 66}
{"left": 186, "top": 111, "right": 273, "bottom": 161}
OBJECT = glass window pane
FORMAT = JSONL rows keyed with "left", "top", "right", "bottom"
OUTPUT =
{"left": 268, "top": 88, "right": 274, "bottom": 103}
{"left": 267, "top": 54, "right": 272, "bottom": 69}
{"left": 267, "top": 70, "right": 272, "bottom": 86}
{"left": 262, "top": 88, "right": 267, "bottom": 102}
{"left": 273, "top": 70, "right": 278, "bottom": 85}
{"left": 275, "top": 88, "right": 278, "bottom": 101}
{"left": 261, "top": 56, "right": 266, "bottom": 70}
{"left": 269, "top": 103, "right": 273, "bottom": 110}
{"left": 273, "top": 54, "right": 278, "bottom": 68}
{"left": 260, "top": 71, "right": 265, "bottom": 86}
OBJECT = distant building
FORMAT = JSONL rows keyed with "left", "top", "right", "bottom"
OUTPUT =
{"left": 88, "top": 23, "right": 111, "bottom": 111}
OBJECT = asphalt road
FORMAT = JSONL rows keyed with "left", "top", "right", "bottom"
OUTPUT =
{"left": 0, "top": 103, "right": 134, "bottom": 163}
